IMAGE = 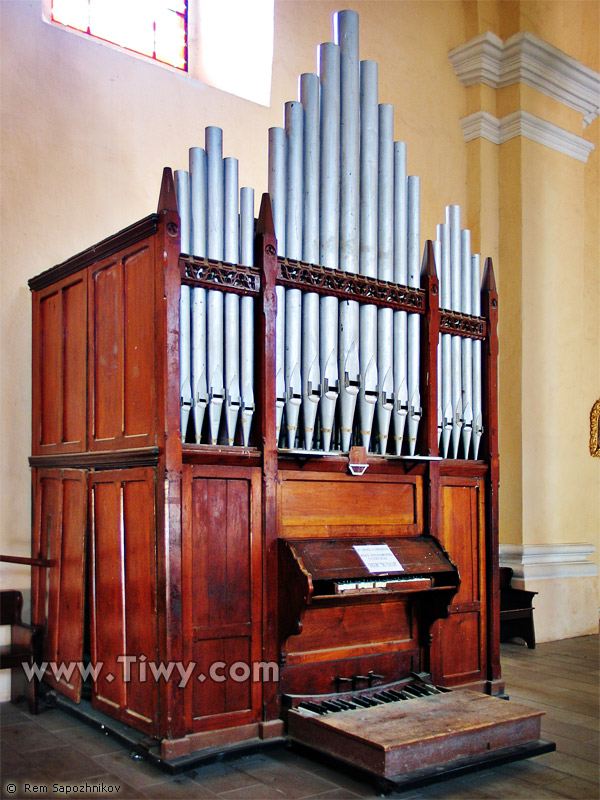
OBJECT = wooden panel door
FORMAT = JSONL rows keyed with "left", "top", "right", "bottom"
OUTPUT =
{"left": 432, "top": 477, "right": 487, "bottom": 687}
{"left": 31, "top": 469, "right": 87, "bottom": 702}
{"left": 32, "top": 273, "right": 87, "bottom": 454}
{"left": 89, "top": 468, "right": 158, "bottom": 735}
{"left": 181, "top": 466, "right": 262, "bottom": 733}
{"left": 88, "top": 244, "right": 157, "bottom": 451}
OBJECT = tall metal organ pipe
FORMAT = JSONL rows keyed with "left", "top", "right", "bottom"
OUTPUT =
{"left": 358, "top": 59, "right": 379, "bottom": 450}
{"left": 392, "top": 141, "right": 408, "bottom": 455}
{"left": 335, "top": 9, "right": 361, "bottom": 452}
{"left": 224, "top": 157, "right": 241, "bottom": 445}
{"left": 300, "top": 73, "right": 322, "bottom": 450}
{"left": 284, "top": 101, "right": 304, "bottom": 448}
{"left": 447, "top": 204, "right": 463, "bottom": 458}
{"left": 206, "top": 126, "right": 226, "bottom": 445}
{"left": 190, "top": 147, "right": 208, "bottom": 443}
{"left": 376, "top": 103, "right": 395, "bottom": 454}
{"left": 406, "top": 175, "right": 421, "bottom": 455}
{"left": 268, "top": 126, "right": 287, "bottom": 442}
{"left": 318, "top": 41, "right": 341, "bottom": 451}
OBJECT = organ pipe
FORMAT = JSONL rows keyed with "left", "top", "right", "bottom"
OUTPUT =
{"left": 175, "top": 169, "right": 192, "bottom": 442}
{"left": 318, "top": 42, "right": 341, "bottom": 451}
{"left": 300, "top": 73, "right": 322, "bottom": 450}
{"left": 190, "top": 148, "right": 208, "bottom": 443}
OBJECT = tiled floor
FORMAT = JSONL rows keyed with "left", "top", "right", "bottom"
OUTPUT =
{"left": 1, "top": 636, "right": 598, "bottom": 799}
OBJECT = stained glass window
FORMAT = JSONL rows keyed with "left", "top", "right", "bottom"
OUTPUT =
{"left": 50, "top": 0, "right": 187, "bottom": 71}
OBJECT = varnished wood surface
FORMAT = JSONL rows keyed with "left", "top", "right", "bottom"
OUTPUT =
{"left": 288, "top": 690, "right": 543, "bottom": 777}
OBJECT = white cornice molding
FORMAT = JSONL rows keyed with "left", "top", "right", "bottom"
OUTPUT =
{"left": 460, "top": 109, "right": 595, "bottom": 163}
{"left": 499, "top": 542, "right": 598, "bottom": 581}
{"left": 449, "top": 31, "right": 600, "bottom": 127}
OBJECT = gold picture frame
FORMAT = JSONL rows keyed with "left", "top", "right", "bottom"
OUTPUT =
{"left": 591, "top": 399, "right": 600, "bottom": 457}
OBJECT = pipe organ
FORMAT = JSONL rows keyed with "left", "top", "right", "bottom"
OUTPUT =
{"left": 28, "top": 7, "right": 552, "bottom": 788}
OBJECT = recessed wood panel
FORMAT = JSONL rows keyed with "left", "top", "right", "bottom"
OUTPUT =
{"left": 280, "top": 476, "right": 421, "bottom": 538}
{"left": 90, "top": 468, "right": 158, "bottom": 734}
{"left": 432, "top": 478, "right": 487, "bottom": 687}
{"left": 286, "top": 599, "right": 413, "bottom": 662}
{"left": 182, "top": 466, "right": 262, "bottom": 733}
{"left": 35, "top": 470, "right": 87, "bottom": 702}
{"left": 439, "top": 612, "right": 481, "bottom": 683}
{"left": 89, "top": 246, "right": 156, "bottom": 451}
{"left": 440, "top": 484, "right": 479, "bottom": 606}
{"left": 33, "top": 274, "right": 87, "bottom": 453}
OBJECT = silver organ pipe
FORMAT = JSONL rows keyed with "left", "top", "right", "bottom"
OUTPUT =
{"left": 206, "top": 126, "right": 225, "bottom": 444}
{"left": 407, "top": 175, "right": 421, "bottom": 456}
{"left": 438, "top": 221, "right": 453, "bottom": 458}
{"left": 461, "top": 228, "right": 473, "bottom": 457}
{"left": 300, "top": 73, "right": 322, "bottom": 450}
{"left": 392, "top": 141, "right": 408, "bottom": 455}
{"left": 433, "top": 237, "right": 442, "bottom": 448}
{"left": 447, "top": 203, "right": 463, "bottom": 459}
{"left": 224, "top": 157, "right": 241, "bottom": 445}
{"left": 268, "top": 126, "right": 287, "bottom": 442}
{"left": 175, "top": 169, "right": 192, "bottom": 442}
{"left": 376, "top": 103, "right": 394, "bottom": 454}
{"left": 190, "top": 147, "right": 208, "bottom": 443}
{"left": 175, "top": 9, "right": 490, "bottom": 459}
{"left": 239, "top": 186, "right": 255, "bottom": 447}
{"left": 358, "top": 59, "right": 379, "bottom": 450}
{"left": 318, "top": 42, "right": 341, "bottom": 452}
{"left": 336, "top": 8, "right": 361, "bottom": 452}
{"left": 284, "top": 101, "right": 304, "bottom": 448}
{"left": 472, "top": 253, "right": 484, "bottom": 459}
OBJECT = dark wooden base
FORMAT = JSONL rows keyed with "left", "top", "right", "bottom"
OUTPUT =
{"left": 290, "top": 738, "right": 556, "bottom": 795}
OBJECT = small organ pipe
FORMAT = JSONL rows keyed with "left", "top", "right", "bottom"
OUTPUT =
{"left": 433, "top": 237, "right": 442, "bottom": 446}
{"left": 472, "top": 253, "right": 483, "bottom": 458}
{"left": 392, "top": 142, "right": 408, "bottom": 454}
{"left": 190, "top": 148, "right": 208, "bottom": 442}
{"left": 318, "top": 42, "right": 340, "bottom": 451}
{"left": 377, "top": 103, "right": 394, "bottom": 454}
{"left": 300, "top": 73, "right": 321, "bottom": 449}
{"left": 437, "top": 222, "right": 452, "bottom": 458}
{"left": 407, "top": 175, "right": 421, "bottom": 456}
{"left": 461, "top": 228, "right": 473, "bottom": 458}
{"left": 447, "top": 204, "right": 463, "bottom": 458}
{"left": 239, "top": 186, "right": 255, "bottom": 446}
{"left": 224, "top": 157, "right": 241, "bottom": 445}
{"left": 358, "top": 59, "right": 379, "bottom": 449}
{"left": 206, "top": 126, "right": 225, "bottom": 444}
{"left": 268, "top": 127, "right": 287, "bottom": 441}
{"left": 285, "top": 101, "right": 303, "bottom": 447}
{"left": 175, "top": 169, "right": 192, "bottom": 441}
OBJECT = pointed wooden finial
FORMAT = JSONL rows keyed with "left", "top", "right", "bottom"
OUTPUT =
{"left": 157, "top": 167, "right": 178, "bottom": 214}
{"left": 421, "top": 240, "right": 437, "bottom": 277}
{"left": 257, "top": 193, "right": 275, "bottom": 237}
{"left": 482, "top": 257, "right": 497, "bottom": 293}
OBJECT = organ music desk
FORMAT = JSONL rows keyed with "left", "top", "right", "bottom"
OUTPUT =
{"left": 27, "top": 173, "right": 554, "bottom": 791}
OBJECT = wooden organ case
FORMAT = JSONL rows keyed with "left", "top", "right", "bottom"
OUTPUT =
{"left": 27, "top": 173, "right": 552, "bottom": 783}
{"left": 28, "top": 8, "right": 555, "bottom": 777}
